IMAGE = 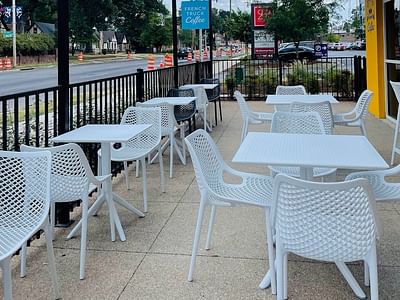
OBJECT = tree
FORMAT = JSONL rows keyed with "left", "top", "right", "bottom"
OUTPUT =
{"left": 265, "top": 0, "right": 334, "bottom": 58}
{"left": 112, "top": 0, "right": 168, "bottom": 50}
{"left": 228, "top": 11, "right": 252, "bottom": 48}
{"left": 140, "top": 13, "right": 172, "bottom": 51}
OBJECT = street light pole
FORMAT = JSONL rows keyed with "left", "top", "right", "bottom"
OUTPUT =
{"left": 12, "top": 0, "right": 16, "bottom": 67}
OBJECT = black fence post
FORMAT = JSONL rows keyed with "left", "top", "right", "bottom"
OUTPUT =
{"left": 279, "top": 59, "right": 283, "bottom": 85}
{"left": 136, "top": 68, "right": 144, "bottom": 102}
{"left": 195, "top": 62, "right": 200, "bottom": 83}
{"left": 354, "top": 56, "right": 361, "bottom": 100}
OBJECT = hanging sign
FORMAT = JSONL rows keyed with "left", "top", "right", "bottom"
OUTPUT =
{"left": 252, "top": 4, "right": 272, "bottom": 28}
{"left": 181, "top": 0, "right": 209, "bottom": 30}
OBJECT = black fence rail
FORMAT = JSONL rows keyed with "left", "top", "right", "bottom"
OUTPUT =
{"left": 213, "top": 56, "right": 366, "bottom": 101}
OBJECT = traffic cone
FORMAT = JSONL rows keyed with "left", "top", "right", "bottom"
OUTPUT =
{"left": 187, "top": 51, "right": 193, "bottom": 63}
{"left": 147, "top": 54, "right": 155, "bottom": 70}
{"left": 78, "top": 51, "right": 84, "bottom": 62}
{"left": 5, "top": 57, "right": 11, "bottom": 71}
{"left": 203, "top": 49, "right": 208, "bottom": 60}
{"left": 165, "top": 53, "right": 173, "bottom": 67}
{"left": 0, "top": 58, "right": 3, "bottom": 72}
{"left": 127, "top": 51, "right": 132, "bottom": 59}
{"left": 195, "top": 50, "right": 200, "bottom": 62}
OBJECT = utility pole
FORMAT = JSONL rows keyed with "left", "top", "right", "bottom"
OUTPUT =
{"left": 12, "top": 0, "right": 16, "bottom": 67}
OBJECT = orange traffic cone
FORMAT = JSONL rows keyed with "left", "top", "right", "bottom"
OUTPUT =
{"left": 203, "top": 49, "right": 208, "bottom": 61}
{"left": 165, "top": 53, "right": 173, "bottom": 67}
{"left": 78, "top": 51, "right": 84, "bottom": 62}
{"left": 5, "top": 57, "right": 11, "bottom": 71}
{"left": 147, "top": 54, "right": 155, "bottom": 70}
{"left": 0, "top": 58, "right": 3, "bottom": 72}
{"left": 187, "top": 52, "right": 193, "bottom": 63}
{"left": 127, "top": 51, "right": 132, "bottom": 59}
{"left": 195, "top": 50, "right": 200, "bottom": 62}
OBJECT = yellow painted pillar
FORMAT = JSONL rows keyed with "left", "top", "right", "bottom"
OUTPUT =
{"left": 365, "top": 0, "right": 386, "bottom": 118}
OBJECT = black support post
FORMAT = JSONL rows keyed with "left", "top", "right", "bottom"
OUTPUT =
{"left": 208, "top": 0, "right": 213, "bottom": 76}
{"left": 172, "top": 0, "right": 179, "bottom": 87}
{"left": 56, "top": 0, "right": 72, "bottom": 226}
{"left": 136, "top": 68, "right": 144, "bottom": 102}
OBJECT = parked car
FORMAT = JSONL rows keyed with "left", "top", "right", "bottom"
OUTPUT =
{"left": 178, "top": 47, "right": 193, "bottom": 59}
{"left": 278, "top": 45, "right": 316, "bottom": 61}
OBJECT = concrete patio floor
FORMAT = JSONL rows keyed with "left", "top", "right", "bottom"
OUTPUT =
{"left": 1, "top": 100, "right": 400, "bottom": 299}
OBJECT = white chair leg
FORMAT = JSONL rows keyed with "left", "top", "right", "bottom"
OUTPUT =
{"left": 159, "top": 145, "right": 165, "bottom": 193}
{"left": 276, "top": 241, "right": 284, "bottom": 300}
{"left": 50, "top": 202, "right": 56, "bottom": 241}
{"left": 364, "top": 261, "right": 370, "bottom": 286}
{"left": 367, "top": 245, "right": 379, "bottom": 300}
{"left": 205, "top": 205, "right": 217, "bottom": 250}
{"left": 20, "top": 243, "right": 27, "bottom": 278}
{"left": 141, "top": 158, "right": 148, "bottom": 213}
{"left": 136, "top": 160, "right": 140, "bottom": 178}
{"left": 241, "top": 120, "right": 248, "bottom": 143}
{"left": 283, "top": 253, "right": 288, "bottom": 299}
{"left": 79, "top": 199, "right": 88, "bottom": 280}
{"left": 361, "top": 122, "right": 367, "bottom": 137}
{"left": 335, "top": 262, "right": 366, "bottom": 299}
{"left": 170, "top": 134, "right": 174, "bottom": 179}
{"left": 188, "top": 198, "right": 207, "bottom": 282}
{"left": 44, "top": 221, "right": 60, "bottom": 299}
{"left": 265, "top": 208, "right": 277, "bottom": 295}
{"left": 1, "top": 257, "right": 13, "bottom": 300}
{"left": 181, "top": 127, "right": 186, "bottom": 165}
{"left": 391, "top": 118, "right": 400, "bottom": 165}
{"left": 123, "top": 161, "right": 130, "bottom": 190}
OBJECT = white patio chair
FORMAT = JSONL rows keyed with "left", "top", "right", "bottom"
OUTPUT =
{"left": 234, "top": 90, "right": 273, "bottom": 143}
{"left": 389, "top": 81, "right": 400, "bottom": 165}
{"left": 98, "top": 106, "right": 165, "bottom": 213}
{"left": 275, "top": 85, "right": 307, "bottom": 112}
{"left": 137, "top": 101, "right": 186, "bottom": 179}
{"left": 333, "top": 90, "right": 373, "bottom": 137}
{"left": 21, "top": 143, "right": 111, "bottom": 280}
{"left": 187, "top": 86, "right": 210, "bottom": 131}
{"left": 290, "top": 101, "right": 334, "bottom": 134}
{"left": 346, "top": 164, "right": 400, "bottom": 201}
{"left": 272, "top": 174, "right": 379, "bottom": 300}
{"left": 270, "top": 111, "right": 337, "bottom": 180}
{"left": 0, "top": 151, "right": 60, "bottom": 300}
{"left": 184, "top": 129, "right": 276, "bottom": 294}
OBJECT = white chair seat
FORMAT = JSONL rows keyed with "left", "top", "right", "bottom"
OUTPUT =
{"left": 100, "top": 147, "right": 150, "bottom": 162}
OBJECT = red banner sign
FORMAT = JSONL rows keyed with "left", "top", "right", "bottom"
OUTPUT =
{"left": 252, "top": 5, "right": 272, "bottom": 28}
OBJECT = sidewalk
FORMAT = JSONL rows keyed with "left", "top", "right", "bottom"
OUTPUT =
{"left": 1, "top": 101, "right": 399, "bottom": 299}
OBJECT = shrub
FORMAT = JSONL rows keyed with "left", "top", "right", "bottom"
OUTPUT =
{"left": 257, "top": 69, "right": 279, "bottom": 95}
{"left": 324, "top": 67, "right": 354, "bottom": 97}
{"left": 0, "top": 33, "right": 55, "bottom": 56}
{"left": 286, "top": 61, "right": 320, "bottom": 94}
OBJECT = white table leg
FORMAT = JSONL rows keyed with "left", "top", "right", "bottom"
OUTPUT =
{"left": 259, "top": 270, "right": 271, "bottom": 289}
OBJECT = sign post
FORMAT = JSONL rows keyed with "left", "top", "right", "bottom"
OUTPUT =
{"left": 251, "top": 4, "right": 274, "bottom": 59}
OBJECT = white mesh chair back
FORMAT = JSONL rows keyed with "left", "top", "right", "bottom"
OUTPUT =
{"left": 0, "top": 151, "right": 52, "bottom": 258}
{"left": 275, "top": 85, "right": 307, "bottom": 95}
{"left": 271, "top": 111, "right": 325, "bottom": 135}
{"left": 234, "top": 90, "right": 250, "bottom": 121}
{"left": 121, "top": 106, "right": 162, "bottom": 152}
{"left": 272, "top": 174, "right": 378, "bottom": 262}
{"left": 20, "top": 143, "right": 94, "bottom": 203}
{"left": 354, "top": 90, "right": 373, "bottom": 120}
{"left": 290, "top": 101, "right": 334, "bottom": 134}
{"left": 138, "top": 101, "right": 176, "bottom": 137}
{"left": 184, "top": 129, "right": 225, "bottom": 194}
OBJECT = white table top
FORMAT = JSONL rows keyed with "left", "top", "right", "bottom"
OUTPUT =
{"left": 266, "top": 94, "right": 339, "bottom": 105}
{"left": 141, "top": 97, "right": 197, "bottom": 106}
{"left": 51, "top": 124, "right": 151, "bottom": 143}
{"left": 233, "top": 132, "right": 388, "bottom": 170}
{"left": 182, "top": 84, "right": 219, "bottom": 90}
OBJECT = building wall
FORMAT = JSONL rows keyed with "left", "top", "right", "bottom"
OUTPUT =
{"left": 365, "top": 0, "right": 386, "bottom": 118}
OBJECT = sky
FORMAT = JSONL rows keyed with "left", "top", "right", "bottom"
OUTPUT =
{"left": 163, "top": 0, "right": 358, "bottom": 21}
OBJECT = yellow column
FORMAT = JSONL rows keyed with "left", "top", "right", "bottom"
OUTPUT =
{"left": 365, "top": 0, "right": 386, "bottom": 118}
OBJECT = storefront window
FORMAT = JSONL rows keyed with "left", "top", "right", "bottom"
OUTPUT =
{"left": 385, "top": 0, "right": 400, "bottom": 118}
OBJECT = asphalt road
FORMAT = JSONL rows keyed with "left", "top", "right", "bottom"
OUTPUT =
{"left": 0, "top": 50, "right": 365, "bottom": 96}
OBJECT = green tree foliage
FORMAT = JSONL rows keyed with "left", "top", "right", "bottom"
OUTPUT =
{"left": 227, "top": 11, "right": 252, "bottom": 45}
{"left": 140, "top": 13, "right": 172, "bottom": 51}
{"left": 325, "top": 33, "right": 340, "bottom": 43}
{"left": 266, "top": 0, "right": 331, "bottom": 44}
{"left": 112, "top": 0, "right": 168, "bottom": 50}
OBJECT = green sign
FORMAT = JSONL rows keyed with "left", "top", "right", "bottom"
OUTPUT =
{"left": 3, "top": 31, "right": 13, "bottom": 38}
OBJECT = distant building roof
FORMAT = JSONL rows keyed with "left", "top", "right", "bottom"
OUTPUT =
{"left": 115, "top": 32, "right": 127, "bottom": 44}
{"left": 31, "top": 22, "right": 55, "bottom": 34}
{"left": 102, "top": 31, "right": 117, "bottom": 42}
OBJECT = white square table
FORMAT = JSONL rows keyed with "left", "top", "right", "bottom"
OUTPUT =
{"left": 52, "top": 124, "right": 151, "bottom": 242}
{"left": 265, "top": 94, "right": 339, "bottom": 105}
{"left": 233, "top": 132, "right": 388, "bottom": 295}
{"left": 141, "top": 96, "right": 196, "bottom": 106}
{"left": 233, "top": 132, "right": 388, "bottom": 180}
